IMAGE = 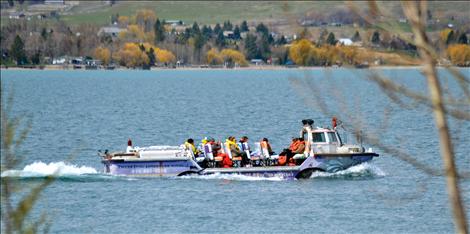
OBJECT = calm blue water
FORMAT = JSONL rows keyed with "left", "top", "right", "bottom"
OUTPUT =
{"left": 1, "top": 68, "right": 469, "bottom": 233}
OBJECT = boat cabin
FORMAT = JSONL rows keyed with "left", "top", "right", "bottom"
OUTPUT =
{"left": 309, "top": 128, "right": 343, "bottom": 154}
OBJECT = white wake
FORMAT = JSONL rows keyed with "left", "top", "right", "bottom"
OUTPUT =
{"left": 1, "top": 161, "right": 98, "bottom": 178}
{"left": 178, "top": 173, "right": 285, "bottom": 181}
{"left": 310, "top": 162, "right": 386, "bottom": 178}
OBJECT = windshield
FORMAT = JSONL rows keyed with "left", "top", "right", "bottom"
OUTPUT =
{"left": 312, "top": 132, "right": 326, "bottom": 142}
{"left": 328, "top": 132, "right": 338, "bottom": 143}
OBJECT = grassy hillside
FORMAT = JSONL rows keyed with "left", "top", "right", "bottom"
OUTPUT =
{"left": 2, "top": 1, "right": 468, "bottom": 28}
{"left": 57, "top": 1, "right": 470, "bottom": 26}
{"left": 59, "top": 1, "right": 372, "bottom": 26}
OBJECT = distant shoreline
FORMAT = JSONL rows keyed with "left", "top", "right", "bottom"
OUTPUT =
{"left": 2, "top": 64, "right": 467, "bottom": 71}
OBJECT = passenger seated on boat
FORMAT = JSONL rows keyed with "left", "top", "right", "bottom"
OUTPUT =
{"left": 238, "top": 136, "right": 250, "bottom": 151}
{"left": 278, "top": 137, "right": 303, "bottom": 166}
{"left": 238, "top": 136, "right": 254, "bottom": 162}
{"left": 291, "top": 138, "right": 309, "bottom": 164}
{"left": 293, "top": 138, "right": 305, "bottom": 154}
{"left": 289, "top": 138, "right": 299, "bottom": 152}
{"left": 205, "top": 138, "right": 224, "bottom": 167}
{"left": 184, "top": 138, "right": 201, "bottom": 158}
{"left": 226, "top": 136, "right": 248, "bottom": 167}
{"left": 260, "top": 138, "right": 278, "bottom": 166}
{"left": 278, "top": 153, "right": 287, "bottom": 166}
{"left": 261, "top": 138, "right": 275, "bottom": 155}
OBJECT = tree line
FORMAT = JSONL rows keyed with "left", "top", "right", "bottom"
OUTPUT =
{"left": 1, "top": 9, "right": 469, "bottom": 68}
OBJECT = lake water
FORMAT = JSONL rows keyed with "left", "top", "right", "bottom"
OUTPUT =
{"left": 1, "top": 68, "right": 469, "bottom": 233}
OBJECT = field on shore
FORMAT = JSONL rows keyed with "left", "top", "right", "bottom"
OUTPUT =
{"left": 61, "top": 1, "right": 328, "bottom": 25}
{"left": 4, "top": 1, "right": 468, "bottom": 27}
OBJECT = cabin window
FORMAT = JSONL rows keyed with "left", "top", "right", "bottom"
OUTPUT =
{"left": 328, "top": 132, "right": 338, "bottom": 143}
{"left": 312, "top": 132, "right": 326, "bottom": 142}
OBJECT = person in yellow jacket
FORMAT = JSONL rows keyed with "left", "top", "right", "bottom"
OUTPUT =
{"left": 184, "top": 138, "right": 200, "bottom": 157}
{"left": 226, "top": 136, "right": 249, "bottom": 166}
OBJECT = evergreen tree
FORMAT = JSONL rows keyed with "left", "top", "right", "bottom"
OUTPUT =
{"left": 183, "top": 28, "right": 192, "bottom": 40}
{"left": 241, "top": 20, "right": 249, "bottom": 32}
{"left": 10, "top": 35, "right": 27, "bottom": 65}
{"left": 258, "top": 35, "right": 271, "bottom": 60}
{"left": 457, "top": 33, "right": 468, "bottom": 44}
{"left": 256, "top": 23, "right": 269, "bottom": 37}
{"left": 276, "top": 35, "right": 287, "bottom": 45}
{"left": 244, "top": 34, "right": 259, "bottom": 59}
{"left": 191, "top": 22, "right": 201, "bottom": 36}
{"left": 194, "top": 33, "right": 205, "bottom": 51}
{"left": 215, "top": 30, "right": 225, "bottom": 48}
{"left": 202, "top": 25, "right": 213, "bottom": 39}
{"left": 147, "top": 47, "right": 156, "bottom": 66}
{"left": 371, "top": 31, "right": 381, "bottom": 44}
{"left": 193, "top": 33, "right": 205, "bottom": 63}
{"left": 154, "top": 19, "right": 165, "bottom": 43}
{"left": 223, "top": 20, "right": 233, "bottom": 31}
{"left": 446, "top": 30, "right": 455, "bottom": 45}
{"left": 326, "top": 32, "right": 337, "bottom": 45}
{"left": 233, "top": 25, "right": 241, "bottom": 40}
{"left": 30, "top": 51, "right": 41, "bottom": 65}
{"left": 213, "top": 23, "right": 222, "bottom": 35}
{"left": 352, "top": 31, "right": 361, "bottom": 42}
{"left": 267, "top": 34, "right": 274, "bottom": 45}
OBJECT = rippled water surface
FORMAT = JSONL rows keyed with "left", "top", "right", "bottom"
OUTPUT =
{"left": 2, "top": 68, "right": 469, "bottom": 233}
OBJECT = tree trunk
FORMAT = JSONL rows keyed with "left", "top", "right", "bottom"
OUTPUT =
{"left": 402, "top": 1, "right": 468, "bottom": 233}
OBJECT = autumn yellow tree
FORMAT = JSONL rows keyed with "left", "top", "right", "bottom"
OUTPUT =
{"left": 133, "top": 43, "right": 175, "bottom": 65}
{"left": 118, "top": 16, "right": 129, "bottom": 27}
{"left": 338, "top": 46, "right": 359, "bottom": 65}
{"left": 155, "top": 48, "right": 176, "bottom": 64}
{"left": 206, "top": 48, "right": 223, "bottom": 65}
{"left": 288, "top": 39, "right": 315, "bottom": 66}
{"left": 440, "top": 28, "right": 454, "bottom": 44}
{"left": 220, "top": 49, "right": 248, "bottom": 67}
{"left": 115, "top": 43, "right": 149, "bottom": 68}
{"left": 447, "top": 44, "right": 470, "bottom": 66}
{"left": 94, "top": 47, "right": 111, "bottom": 65}
{"left": 315, "top": 45, "right": 340, "bottom": 66}
{"left": 119, "top": 25, "right": 142, "bottom": 42}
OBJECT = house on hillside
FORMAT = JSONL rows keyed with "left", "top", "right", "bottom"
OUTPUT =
{"left": 97, "top": 26, "right": 126, "bottom": 37}
{"left": 223, "top": 31, "right": 234, "bottom": 39}
{"left": 338, "top": 38, "right": 353, "bottom": 46}
{"left": 165, "top": 20, "right": 185, "bottom": 27}
{"left": 250, "top": 59, "right": 264, "bottom": 66}
{"left": 338, "top": 38, "right": 363, "bottom": 47}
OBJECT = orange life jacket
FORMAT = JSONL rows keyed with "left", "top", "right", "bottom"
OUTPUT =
{"left": 278, "top": 155, "right": 287, "bottom": 166}
{"left": 221, "top": 153, "right": 232, "bottom": 168}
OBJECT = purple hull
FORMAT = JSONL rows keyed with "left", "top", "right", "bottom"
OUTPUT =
{"left": 103, "top": 158, "right": 201, "bottom": 176}
{"left": 102, "top": 153, "right": 377, "bottom": 179}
